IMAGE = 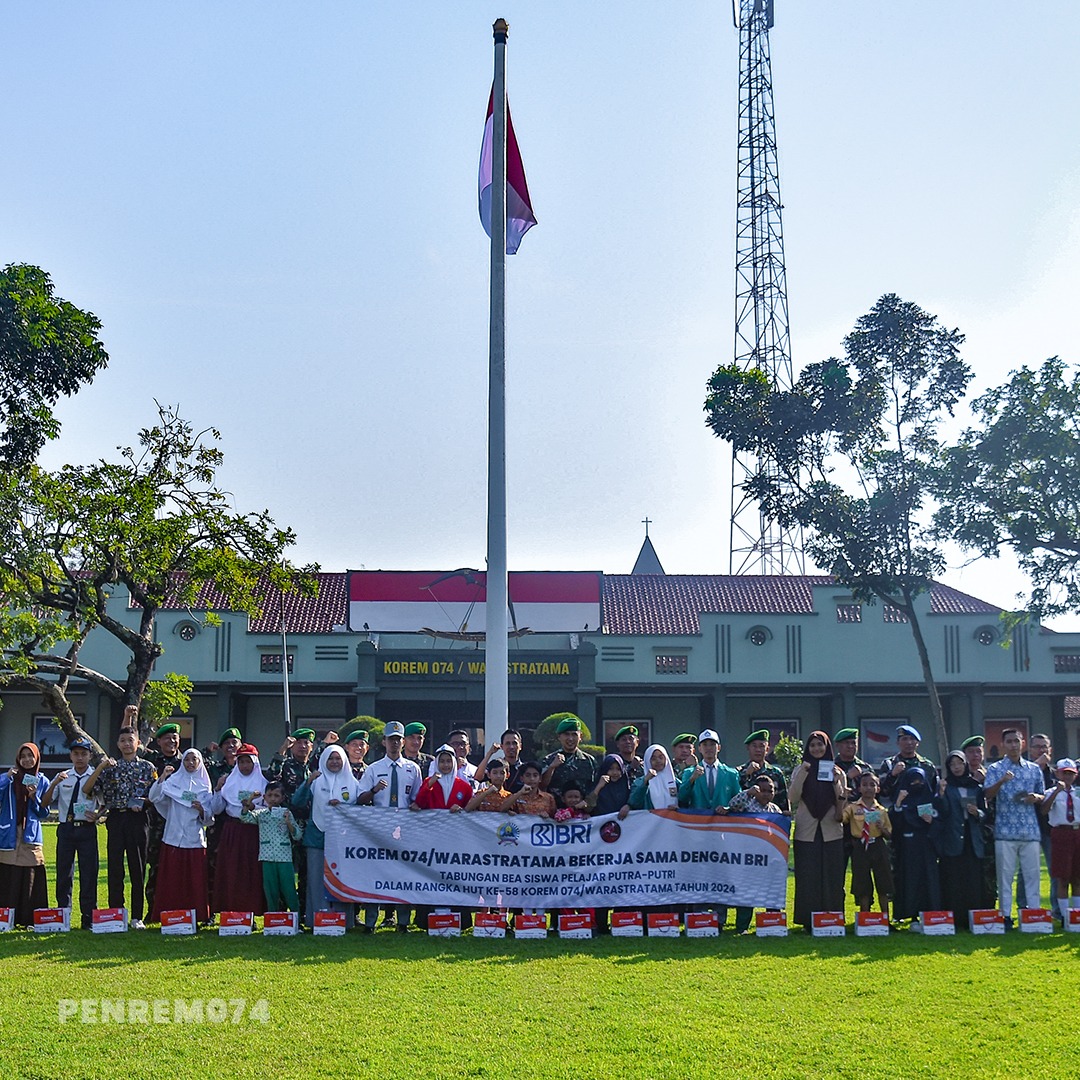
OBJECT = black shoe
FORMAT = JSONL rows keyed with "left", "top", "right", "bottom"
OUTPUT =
{"left": 396, "top": 924, "right": 411, "bottom": 933}
{"left": 359, "top": 925, "right": 373, "bottom": 934}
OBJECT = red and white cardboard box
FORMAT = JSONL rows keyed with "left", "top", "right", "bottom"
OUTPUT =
{"left": 1065, "top": 909, "right": 1080, "bottom": 934}
{"left": 513, "top": 913, "right": 548, "bottom": 939}
{"left": 685, "top": 911, "right": 720, "bottom": 938}
{"left": 755, "top": 911, "right": 788, "bottom": 937}
{"left": 160, "top": 909, "right": 197, "bottom": 935}
{"left": 811, "top": 911, "right": 846, "bottom": 938}
{"left": 969, "top": 909, "right": 1005, "bottom": 935}
{"left": 911, "top": 910, "right": 955, "bottom": 935}
{"left": 609, "top": 911, "right": 643, "bottom": 937}
{"left": 312, "top": 910, "right": 346, "bottom": 936}
{"left": 1019, "top": 908, "right": 1053, "bottom": 933}
{"left": 0, "top": 907, "right": 14, "bottom": 932}
{"left": 219, "top": 911, "right": 254, "bottom": 936}
{"left": 427, "top": 912, "right": 462, "bottom": 937}
{"left": 472, "top": 911, "right": 507, "bottom": 939}
{"left": 262, "top": 911, "right": 299, "bottom": 936}
{"left": 854, "top": 911, "right": 890, "bottom": 937}
{"left": 558, "top": 913, "right": 594, "bottom": 940}
{"left": 33, "top": 908, "right": 71, "bottom": 933}
{"left": 91, "top": 907, "right": 128, "bottom": 934}
{"left": 647, "top": 912, "right": 681, "bottom": 937}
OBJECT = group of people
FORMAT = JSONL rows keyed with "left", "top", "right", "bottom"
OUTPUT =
{"left": 3, "top": 709, "right": 1076, "bottom": 934}
{"left": 787, "top": 724, "right": 1078, "bottom": 930}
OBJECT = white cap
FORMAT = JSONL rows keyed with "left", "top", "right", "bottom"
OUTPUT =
{"left": 697, "top": 729, "right": 721, "bottom": 743}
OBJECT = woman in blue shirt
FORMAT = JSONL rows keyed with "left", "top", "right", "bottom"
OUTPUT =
{"left": 0, "top": 742, "right": 51, "bottom": 925}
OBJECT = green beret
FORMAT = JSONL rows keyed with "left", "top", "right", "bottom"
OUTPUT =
{"left": 154, "top": 723, "right": 181, "bottom": 739}
{"left": 219, "top": 727, "right": 242, "bottom": 744}
{"left": 555, "top": 717, "right": 582, "bottom": 734}
{"left": 672, "top": 733, "right": 696, "bottom": 746}
{"left": 615, "top": 725, "right": 638, "bottom": 740}
{"left": 403, "top": 722, "right": 427, "bottom": 737}
{"left": 833, "top": 728, "right": 859, "bottom": 742}
{"left": 744, "top": 729, "right": 770, "bottom": 745}
{"left": 345, "top": 729, "right": 369, "bottom": 743}
{"left": 960, "top": 735, "right": 984, "bottom": 749}
{"left": 292, "top": 728, "right": 316, "bottom": 740}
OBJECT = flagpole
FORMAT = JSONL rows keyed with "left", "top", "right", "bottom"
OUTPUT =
{"left": 484, "top": 17, "right": 510, "bottom": 743}
{"left": 281, "top": 574, "right": 293, "bottom": 738}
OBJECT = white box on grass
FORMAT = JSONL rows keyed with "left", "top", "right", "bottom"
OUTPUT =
{"left": 91, "top": 908, "right": 128, "bottom": 933}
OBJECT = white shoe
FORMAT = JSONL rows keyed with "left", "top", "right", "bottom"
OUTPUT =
{"left": 130, "top": 919, "right": 146, "bottom": 930}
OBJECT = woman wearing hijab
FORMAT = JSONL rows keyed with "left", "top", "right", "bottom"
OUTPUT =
{"left": 412, "top": 746, "right": 473, "bottom": 811}
{"left": 210, "top": 743, "right": 267, "bottom": 916}
{"left": 628, "top": 745, "right": 680, "bottom": 811}
{"left": 293, "top": 745, "right": 361, "bottom": 928}
{"left": 149, "top": 748, "right": 214, "bottom": 923}
{"left": 0, "top": 742, "right": 51, "bottom": 925}
{"left": 935, "top": 751, "right": 989, "bottom": 923}
{"left": 591, "top": 754, "right": 629, "bottom": 816}
{"left": 889, "top": 765, "right": 943, "bottom": 921}
{"left": 788, "top": 731, "right": 848, "bottom": 928}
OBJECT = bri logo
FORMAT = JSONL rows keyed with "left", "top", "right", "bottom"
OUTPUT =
{"left": 530, "top": 821, "right": 592, "bottom": 847}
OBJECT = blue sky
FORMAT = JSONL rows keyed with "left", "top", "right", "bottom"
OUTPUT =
{"left": 6, "top": 2, "right": 1079, "bottom": 626}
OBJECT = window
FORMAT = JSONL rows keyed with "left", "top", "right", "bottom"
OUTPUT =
{"left": 836, "top": 604, "right": 861, "bottom": 624}
{"left": 655, "top": 654, "right": 688, "bottom": 675}
{"left": 260, "top": 653, "right": 294, "bottom": 674}
{"left": 974, "top": 625, "right": 997, "bottom": 646}
{"left": 1055, "top": 655, "right": 1080, "bottom": 674}
{"left": 747, "top": 626, "right": 771, "bottom": 646}
{"left": 883, "top": 606, "right": 908, "bottom": 624}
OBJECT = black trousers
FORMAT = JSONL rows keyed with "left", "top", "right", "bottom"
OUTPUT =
{"left": 55, "top": 822, "right": 99, "bottom": 923}
{"left": 106, "top": 810, "right": 149, "bottom": 920}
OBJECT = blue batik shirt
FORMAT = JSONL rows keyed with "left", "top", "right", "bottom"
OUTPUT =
{"left": 985, "top": 757, "right": 1044, "bottom": 841}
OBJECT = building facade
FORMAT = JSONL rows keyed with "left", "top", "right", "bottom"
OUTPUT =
{"left": 4, "top": 567, "right": 1080, "bottom": 770}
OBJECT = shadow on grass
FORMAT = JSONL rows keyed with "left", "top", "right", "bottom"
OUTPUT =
{"left": 2, "top": 925, "right": 1077, "bottom": 968}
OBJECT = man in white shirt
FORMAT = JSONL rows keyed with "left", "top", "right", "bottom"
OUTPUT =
{"left": 43, "top": 737, "right": 107, "bottom": 928}
{"left": 357, "top": 722, "right": 423, "bottom": 932}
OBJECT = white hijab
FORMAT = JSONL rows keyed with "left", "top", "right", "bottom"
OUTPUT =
{"left": 432, "top": 745, "right": 458, "bottom": 803}
{"left": 161, "top": 749, "right": 212, "bottom": 810}
{"left": 311, "top": 745, "right": 361, "bottom": 832}
{"left": 643, "top": 744, "right": 679, "bottom": 809}
{"left": 219, "top": 750, "right": 267, "bottom": 815}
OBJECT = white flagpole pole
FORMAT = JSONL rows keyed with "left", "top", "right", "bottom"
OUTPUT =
{"left": 281, "top": 574, "right": 292, "bottom": 737}
{"left": 485, "top": 17, "right": 510, "bottom": 743}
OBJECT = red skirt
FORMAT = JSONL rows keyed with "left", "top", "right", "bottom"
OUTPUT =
{"left": 211, "top": 815, "right": 265, "bottom": 914}
{"left": 150, "top": 844, "right": 210, "bottom": 924}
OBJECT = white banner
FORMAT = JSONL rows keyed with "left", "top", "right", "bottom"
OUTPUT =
{"left": 323, "top": 807, "right": 790, "bottom": 909}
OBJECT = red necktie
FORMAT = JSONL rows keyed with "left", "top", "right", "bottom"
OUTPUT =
{"left": 861, "top": 814, "right": 871, "bottom": 850}
{"left": 1067, "top": 789, "right": 1075, "bottom": 824}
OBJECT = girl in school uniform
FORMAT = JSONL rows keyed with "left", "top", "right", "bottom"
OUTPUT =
{"left": 0, "top": 743, "right": 50, "bottom": 925}
{"left": 210, "top": 743, "right": 266, "bottom": 915}
{"left": 412, "top": 746, "right": 473, "bottom": 811}
{"left": 627, "top": 745, "right": 681, "bottom": 812}
{"left": 294, "top": 745, "right": 361, "bottom": 927}
{"left": 149, "top": 749, "right": 214, "bottom": 923}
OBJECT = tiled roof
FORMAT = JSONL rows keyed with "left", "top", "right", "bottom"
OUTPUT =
{"left": 601, "top": 575, "right": 1004, "bottom": 635}
{"left": 602, "top": 575, "right": 826, "bottom": 635}
{"left": 137, "top": 574, "right": 347, "bottom": 635}
{"left": 141, "top": 572, "right": 1004, "bottom": 636}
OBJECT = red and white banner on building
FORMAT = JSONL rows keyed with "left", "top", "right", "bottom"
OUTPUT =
{"left": 346, "top": 570, "right": 602, "bottom": 634}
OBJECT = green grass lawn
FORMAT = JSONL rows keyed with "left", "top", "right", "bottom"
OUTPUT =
{"left": 0, "top": 825, "right": 1075, "bottom": 1079}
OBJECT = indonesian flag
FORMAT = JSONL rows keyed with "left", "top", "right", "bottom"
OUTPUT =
{"left": 478, "top": 88, "right": 536, "bottom": 254}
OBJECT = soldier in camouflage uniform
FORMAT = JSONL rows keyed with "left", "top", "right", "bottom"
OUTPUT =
{"left": 736, "top": 729, "right": 790, "bottom": 813}
{"left": 541, "top": 716, "right": 597, "bottom": 799}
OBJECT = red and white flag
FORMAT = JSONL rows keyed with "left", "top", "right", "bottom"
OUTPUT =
{"left": 478, "top": 88, "right": 536, "bottom": 254}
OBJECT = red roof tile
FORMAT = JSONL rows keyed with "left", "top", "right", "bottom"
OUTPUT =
{"left": 140, "top": 572, "right": 1004, "bottom": 636}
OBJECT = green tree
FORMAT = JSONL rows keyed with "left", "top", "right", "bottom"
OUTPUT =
{"left": 0, "top": 263, "right": 108, "bottom": 466}
{"left": 0, "top": 404, "right": 316, "bottom": 750}
{"left": 705, "top": 294, "right": 971, "bottom": 763}
{"left": 937, "top": 357, "right": 1080, "bottom": 621}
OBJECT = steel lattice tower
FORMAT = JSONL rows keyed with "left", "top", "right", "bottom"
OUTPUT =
{"left": 729, "top": 0, "right": 805, "bottom": 574}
